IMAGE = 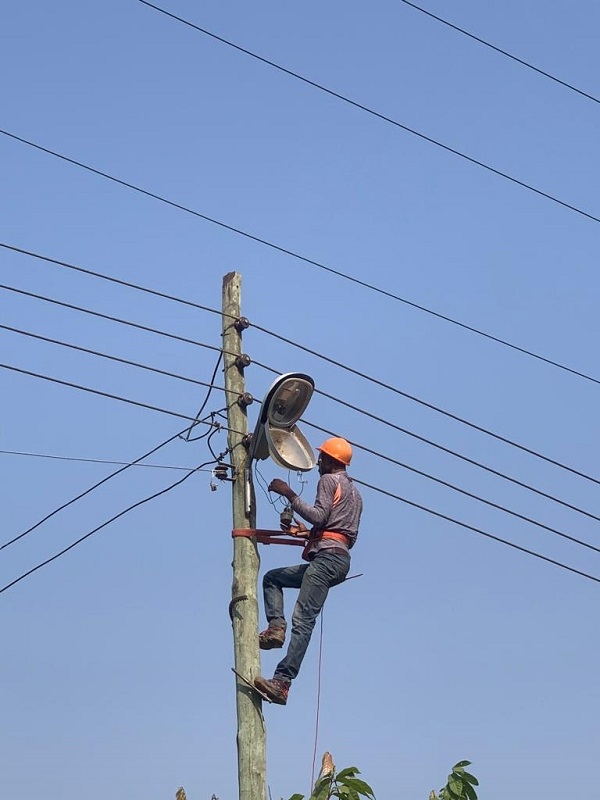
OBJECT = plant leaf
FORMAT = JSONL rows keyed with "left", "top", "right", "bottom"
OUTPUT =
{"left": 462, "top": 772, "right": 479, "bottom": 786}
{"left": 335, "top": 768, "right": 360, "bottom": 780}
{"left": 464, "top": 782, "right": 478, "bottom": 800}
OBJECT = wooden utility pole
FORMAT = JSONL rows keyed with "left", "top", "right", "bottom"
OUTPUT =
{"left": 222, "top": 272, "right": 267, "bottom": 800}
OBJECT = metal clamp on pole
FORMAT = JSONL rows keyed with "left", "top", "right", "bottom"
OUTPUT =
{"left": 232, "top": 529, "right": 305, "bottom": 547}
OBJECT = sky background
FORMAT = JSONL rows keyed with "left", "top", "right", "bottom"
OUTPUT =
{"left": 2, "top": 2, "right": 600, "bottom": 798}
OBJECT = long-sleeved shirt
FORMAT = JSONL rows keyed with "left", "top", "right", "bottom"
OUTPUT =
{"left": 291, "top": 471, "right": 363, "bottom": 558}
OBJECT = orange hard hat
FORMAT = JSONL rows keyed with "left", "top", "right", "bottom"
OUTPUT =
{"left": 317, "top": 437, "right": 353, "bottom": 466}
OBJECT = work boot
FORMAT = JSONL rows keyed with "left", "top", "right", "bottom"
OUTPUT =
{"left": 254, "top": 676, "right": 290, "bottom": 705}
{"left": 259, "top": 626, "right": 286, "bottom": 650}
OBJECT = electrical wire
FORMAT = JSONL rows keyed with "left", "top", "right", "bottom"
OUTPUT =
{"left": 0, "top": 242, "right": 227, "bottom": 320}
{"left": 135, "top": 1, "right": 600, "bottom": 227}
{"left": 1, "top": 284, "right": 224, "bottom": 357}
{"left": 352, "top": 477, "right": 600, "bottom": 585}
{"left": 0, "top": 296, "right": 600, "bottom": 535}
{"left": 0, "top": 449, "right": 199, "bottom": 471}
{"left": 2, "top": 141, "right": 600, "bottom": 390}
{"left": 398, "top": 0, "right": 600, "bottom": 105}
{"left": 0, "top": 424, "right": 200, "bottom": 552}
{"left": 251, "top": 336, "right": 600, "bottom": 489}
{"left": 332, "top": 428, "right": 600, "bottom": 554}
{"left": 5, "top": 285, "right": 600, "bottom": 501}
{"left": 0, "top": 459, "right": 218, "bottom": 595}
{"left": 180, "top": 352, "right": 224, "bottom": 441}
{"left": 303, "top": 416, "right": 600, "bottom": 526}
{"left": 0, "top": 324, "right": 226, "bottom": 392}
{"left": 5, "top": 314, "right": 600, "bottom": 528}
{"left": 7, "top": 353, "right": 600, "bottom": 565}
{"left": 0, "top": 362, "right": 212, "bottom": 425}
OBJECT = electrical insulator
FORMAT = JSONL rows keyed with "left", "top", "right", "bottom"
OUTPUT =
{"left": 280, "top": 504, "right": 293, "bottom": 529}
{"left": 235, "top": 353, "right": 251, "bottom": 370}
{"left": 213, "top": 464, "right": 229, "bottom": 481}
{"left": 234, "top": 316, "right": 251, "bottom": 332}
{"left": 237, "top": 392, "right": 254, "bottom": 408}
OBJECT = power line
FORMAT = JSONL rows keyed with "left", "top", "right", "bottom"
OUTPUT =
{"left": 0, "top": 459, "right": 217, "bottom": 595}
{"left": 301, "top": 419, "right": 600, "bottom": 556}
{"left": 5, "top": 281, "right": 600, "bottom": 521}
{"left": 4, "top": 275, "right": 600, "bottom": 519}
{"left": 1, "top": 284, "right": 224, "bottom": 357}
{"left": 0, "top": 362, "right": 249, "bottom": 440}
{"left": 1, "top": 324, "right": 225, "bottom": 391}
{"left": 0, "top": 449, "right": 199, "bottom": 471}
{"left": 346, "top": 430, "right": 600, "bottom": 555}
{"left": 302, "top": 416, "right": 600, "bottom": 526}
{"left": 7, "top": 244, "right": 600, "bottom": 474}
{"left": 4, "top": 279, "right": 598, "bottom": 490}
{"left": 250, "top": 347, "right": 600, "bottom": 490}
{"left": 0, "top": 242, "right": 226, "bottom": 321}
{"left": 6, "top": 346, "right": 600, "bottom": 542}
{"left": 14, "top": 238, "right": 600, "bottom": 389}
{"left": 3, "top": 362, "right": 599, "bottom": 584}
{"left": 398, "top": 0, "right": 600, "bottom": 105}
{"left": 3, "top": 178, "right": 599, "bottom": 392}
{"left": 0, "top": 362, "right": 208, "bottom": 424}
{"left": 136, "top": 1, "right": 600, "bottom": 227}
{"left": 353, "top": 477, "right": 600, "bottom": 585}
{"left": 0, "top": 425, "right": 201, "bottom": 552}
{"left": 0, "top": 188, "right": 600, "bottom": 400}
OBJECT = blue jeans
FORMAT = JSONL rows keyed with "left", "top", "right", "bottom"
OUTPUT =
{"left": 263, "top": 550, "right": 350, "bottom": 683}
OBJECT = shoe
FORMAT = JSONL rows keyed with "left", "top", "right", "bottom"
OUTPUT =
{"left": 259, "top": 626, "right": 286, "bottom": 650}
{"left": 254, "top": 676, "right": 290, "bottom": 705}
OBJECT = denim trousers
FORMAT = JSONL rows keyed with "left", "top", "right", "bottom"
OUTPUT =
{"left": 263, "top": 550, "right": 350, "bottom": 683}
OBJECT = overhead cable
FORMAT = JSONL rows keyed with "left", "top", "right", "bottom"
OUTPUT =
{"left": 302, "top": 417, "right": 600, "bottom": 525}
{"left": 341, "top": 430, "right": 600, "bottom": 554}
{"left": 0, "top": 362, "right": 247, "bottom": 438}
{"left": 1, "top": 363, "right": 208, "bottom": 424}
{"left": 0, "top": 449, "right": 198, "bottom": 471}
{"left": 0, "top": 459, "right": 216, "bottom": 595}
{"left": 0, "top": 425, "right": 199, "bottom": 552}
{"left": 0, "top": 324, "right": 225, "bottom": 391}
{"left": 0, "top": 242, "right": 226, "bottom": 321}
{"left": 4, "top": 279, "right": 600, "bottom": 518}
{"left": 249, "top": 353, "right": 600, "bottom": 489}
{"left": 302, "top": 419, "right": 600, "bottom": 553}
{"left": 136, "top": 1, "right": 600, "bottom": 226}
{"left": 398, "top": 0, "right": 600, "bottom": 105}
{"left": 1, "top": 284, "right": 224, "bottom": 357}
{"left": 353, "top": 477, "right": 600, "bottom": 585}
{"left": 3, "top": 174, "right": 599, "bottom": 389}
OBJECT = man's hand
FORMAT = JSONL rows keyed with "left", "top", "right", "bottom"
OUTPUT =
{"left": 287, "top": 519, "right": 308, "bottom": 538}
{"left": 268, "top": 478, "right": 295, "bottom": 500}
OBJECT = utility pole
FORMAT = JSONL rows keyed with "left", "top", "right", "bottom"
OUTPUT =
{"left": 222, "top": 272, "right": 267, "bottom": 800}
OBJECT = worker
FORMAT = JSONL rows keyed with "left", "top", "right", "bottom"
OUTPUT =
{"left": 254, "top": 437, "right": 363, "bottom": 705}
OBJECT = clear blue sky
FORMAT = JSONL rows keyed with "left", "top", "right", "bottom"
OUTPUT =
{"left": 2, "top": 2, "right": 599, "bottom": 798}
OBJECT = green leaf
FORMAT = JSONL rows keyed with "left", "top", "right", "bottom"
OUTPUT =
{"left": 446, "top": 778, "right": 463, "bottom": 800}
{"left": 464, "top": 782, "right": 478, "bottom": 800}
{"left": 287, "top": 795, "right": 305, "bottom": 800}
{"left": 462, "top": 772, "right": 479, "bottom": 786}
{"left": 312, "top": 778, "right": 333, "bottom": 800}
{"left": 453, "top": 761, "right": 471, "bottom": 769}
{"left": 340, "top": 777, "right": 375, "bottom": 798}
{"left": 335, "top": 768, "right": 360, "bottom": 780}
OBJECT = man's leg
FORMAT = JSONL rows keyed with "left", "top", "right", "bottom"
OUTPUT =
{"left": 274, "top": 551, "right": 349, "bottom": 683}
{"left": 262, "top": 563, "right": 308, "bottom": 629}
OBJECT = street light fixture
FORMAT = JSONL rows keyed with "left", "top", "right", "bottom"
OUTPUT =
{"left": 249, "top": 373, "right": 316, "bottom": 471}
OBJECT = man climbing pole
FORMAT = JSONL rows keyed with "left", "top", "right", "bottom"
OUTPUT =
{"left": 254, "top": 437, "right": 363, "bottom": 705}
